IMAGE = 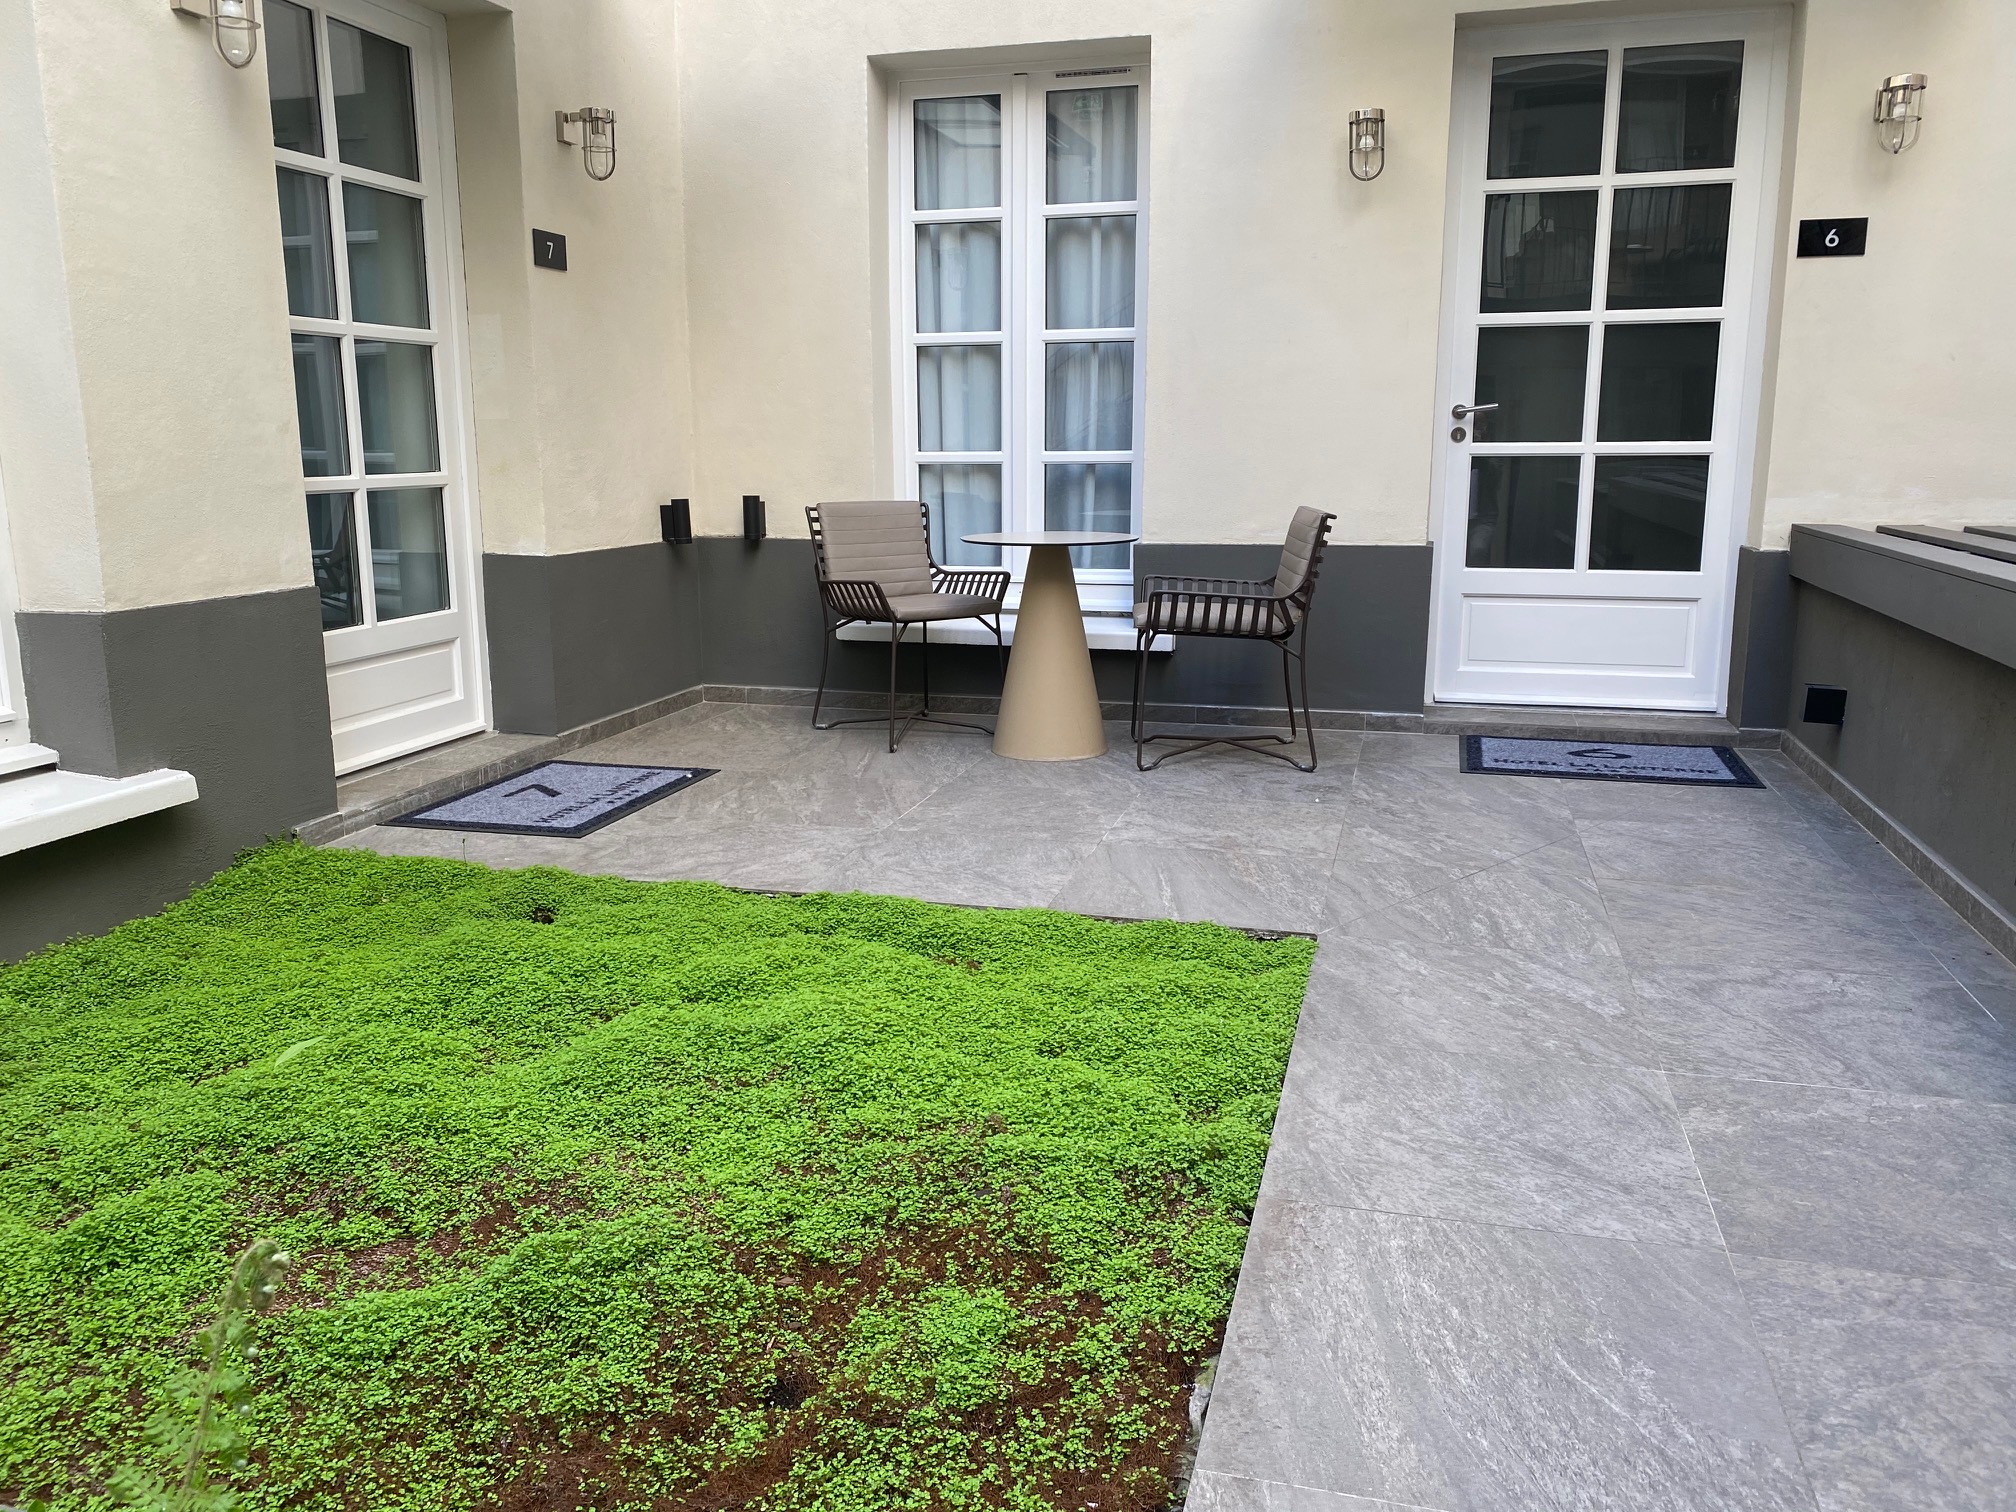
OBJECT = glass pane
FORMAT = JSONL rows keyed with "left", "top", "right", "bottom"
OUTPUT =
{"left": 1467, "top": 457, "right": 1580, "bottom": 569}
{"left": 1607, "top": 184, "right": 1731, "bottom": 310}
{"left": 266, "top": 0, "right": 322, "bottom": 155}
{"left": 1047, "top": 86, "right": 1138, "bottom": 204}
{"left": 1618, "top": 42, "right": 1743, "bottom": 173}
{"left": 276, "top": 169, "right": 336, "bottom": 319}
{"left": 343, "top": 182, "right": 429, "bottom": 328}
{"left": 919, "top": 463, "right": 1002, "bottom": 567}
{"left": 1487, "top": 51, "right": 1607, "bottom": 179}
{"left": 356, "top": 339, "right": 439, "bottom": 473}
{"left": 1590, "top": 457, "right": 1709, "bottom": 571}
{"left": 367, "top": 487, "right": 450, "bottom": 619}
{"left": 291, "top": 333, "right": 348, "bottom": 477}
{"left": 1481, "top": 191, "right": 1597, "bottom": 313}
{"left": 329, "top": 18, "right": 419, "bottom": 181}
{"left": 914, "top": 96, "right": 1000, "bottom": 211}
{"left": 915, "top": 222, "right": 1000, "bottom": 334}
{"left": 307, "top": 492, "right": 360, "bottom": 629}
{"left": 1597, "top": 322, "right": 1720, "bottom": 441}
{"left": 1047, "top": 216, "right": 1136, "bottom": 330}
{"left": 1044, "top": 463, "right": 1131, "bottom": 569}
{"left": 916, "top": 345, "right": 1001, "bottom": 452}
{"left": 1045, "top": 342, "right": 1133, "bottom": 451}
{"left": 1473, "top": 326, "right": 1588, "bottom": 442}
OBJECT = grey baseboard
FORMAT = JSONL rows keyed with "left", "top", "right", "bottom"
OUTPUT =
{"left": 1781, "top": 731, "right": 2016, "bottom": 967}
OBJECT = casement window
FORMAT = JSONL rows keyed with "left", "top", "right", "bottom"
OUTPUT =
{"left": 895, "top": 64, "right": 1149, "bottom": 615}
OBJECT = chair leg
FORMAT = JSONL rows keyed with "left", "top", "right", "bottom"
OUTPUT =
{"left": 1297, "top": 632, "right": 1317, "bottom": 771}
{"left": 812, "top": 618, "right": 835, "bottom": 730}
{"left": 887, "top": 622, "right": 901, "bottom": 753}
{"left": 920, "top": 622, "right": 931, "bottom": 716}
{"left": 1132, "top": 630, "right": 1151, "bottom": 768}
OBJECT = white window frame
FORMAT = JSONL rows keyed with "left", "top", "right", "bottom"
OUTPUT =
{"left": 0, "top": 458, "right": 29, "bottom": 754}
{"left": 890, "top": 60, "right": 1151, "bottom": 618}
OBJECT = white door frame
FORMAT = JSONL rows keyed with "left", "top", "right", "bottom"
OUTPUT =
{"left": 285, "top": 0, "right": 490, "bottom": 773}
{"left": 0, "top": 456, "right": 27, "bottom": 751}
{"left": 1425, "top": 8, "right": 1789, "bottom": 712}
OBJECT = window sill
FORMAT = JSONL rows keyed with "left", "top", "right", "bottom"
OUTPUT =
{"left": 836, "top": 614, "right": 1172, "bottom": 653}
{"left": 0, "top": 763, "right": 200, "bottom": 859}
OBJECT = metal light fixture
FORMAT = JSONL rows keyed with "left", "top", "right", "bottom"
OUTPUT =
{"left": 170, "top": 0, "right": 261, "bottom": 69}
{"left": 556, "top": 107, "right": 619, "bottom": 181}
{"left": 1348, "top": 108, "right": 1386, "bottom": 181}
{"left": 1874, "top": 73, "right": 1928, "bottom": 154}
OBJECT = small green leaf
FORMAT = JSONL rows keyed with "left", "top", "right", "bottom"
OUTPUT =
{"left": 272, "top": 1035, "right": 324, "bottom": 1067}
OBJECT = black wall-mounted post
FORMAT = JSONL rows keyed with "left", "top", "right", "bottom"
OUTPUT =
{"left": 1802, "top": 685, "right": 1848, "bottom": 726}
{"left": 742, "top": 494, "right": 767, "bottom": 542}
{"left": 661, "top": 498, "right": 692, "bottom": 545}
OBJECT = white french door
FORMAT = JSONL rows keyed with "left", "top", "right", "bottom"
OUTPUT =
{"left": 893, "top": 64, "right": 1150, "bottom": 616}
{"left": 270, "top": 0, "right": 486, "bottom": 772}
{"left": 1430, "top": 12, "right": 1786, "bottom": 710}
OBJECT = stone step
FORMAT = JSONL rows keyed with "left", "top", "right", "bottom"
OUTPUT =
{"left": 1420, "top": 703, "right": 1780, "bottom": 748}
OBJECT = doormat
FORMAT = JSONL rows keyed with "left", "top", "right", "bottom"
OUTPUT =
{"left": 1460, "top": 736, "right": 1763, "bottom": 788}
{"left": 388, "top": 760, "right": 716, "bottom": 838}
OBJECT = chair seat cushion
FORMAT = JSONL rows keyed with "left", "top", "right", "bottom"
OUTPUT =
{"left": 888, "top": 592, "right": 1001, "bottom": 623}
{"left": 1134, "top": 597, "right": 1290, "bottom": 636}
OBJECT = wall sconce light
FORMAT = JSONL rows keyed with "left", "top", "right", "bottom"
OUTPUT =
{"left": 169, "top": 0, "right": 261, "bottom": 70}
{"left": 556, "top": 107, "right": 619, "bottom": 181}
{"left": 1874, "top": 73, "right": 1927, "bottom": 154}
{"left": 1348, "top": 108, "right": 1386, "bottom": 181}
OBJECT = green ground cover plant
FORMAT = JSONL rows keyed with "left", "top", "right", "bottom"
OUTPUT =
{"left": 0, "top": 844, "right": 1311, "bottom": 1511}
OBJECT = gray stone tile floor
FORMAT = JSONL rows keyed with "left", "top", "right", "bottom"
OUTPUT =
{"left": 326, "top": 703, "right": 2016, "bottom": 1512}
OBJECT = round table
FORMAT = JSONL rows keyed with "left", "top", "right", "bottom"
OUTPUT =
{"left": 962, "top": 530, "right": 1139, "bottom": 760}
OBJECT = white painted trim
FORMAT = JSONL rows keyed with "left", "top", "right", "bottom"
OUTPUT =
{"left": 0, "top": 743, "right": 58, "bottom": 776}
{"left": 0, "top": 767, "right": 199, "bottom": 859}
{"left": 1425, "top": 9, "right": 1791, "bottom": 714}
{"left": 0, "top": 439, "right": 27, "bottom": 747}
{"left": 836, "top": 614, "right": 1170, "bottom": 652}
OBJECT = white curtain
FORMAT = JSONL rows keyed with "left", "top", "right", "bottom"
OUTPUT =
{"left": 915, "top": 96, "right": 1001, "bottom": 211}
{"left": 1045, "top": 86, "right": 1138, "bottom": 204}
{"left": 1046, "top": 215, "right": 1134, "bottom": 330}
{"left": 916, "top": 222, "right": 1001, "bottom": 334}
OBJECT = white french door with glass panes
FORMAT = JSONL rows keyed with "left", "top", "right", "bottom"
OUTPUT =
{"left": 895, "top": 64, "right": 1148, "bottom": 614}
{"left": 1430, "top": 13, "right": 1786, "bottom": 710}
{"left": 269, "top": 0, "right": 486, "bottom": 772}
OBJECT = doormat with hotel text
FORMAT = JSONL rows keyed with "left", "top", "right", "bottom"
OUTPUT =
{"left": 1460, "top": 736, "right": 1763, "bottom": 788}
{"left": 388, "top": 760, "right": 716, "bottom": 838}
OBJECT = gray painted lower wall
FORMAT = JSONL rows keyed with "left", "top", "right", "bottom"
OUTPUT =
{"left": 687, "top": 537, "right": 1432, "bottom": 716}
{"left": 1726, "top": 546, "right": 1792, "bottom": 730}
{"left": 3, "top": 587, "right": 336, "bottom": 962}
{"left": 1785, "top": 580, "right": 2016, "bottom": 929}
{"left": 483, "top": 546, "right": 704, "bottom": 736}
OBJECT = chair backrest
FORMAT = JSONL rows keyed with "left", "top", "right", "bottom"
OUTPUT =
{"left": 808, "top": 501, "right": 935, "bottom": 600}
{"left": 1275, "top": 507, "right": 1337, "bottom": 623}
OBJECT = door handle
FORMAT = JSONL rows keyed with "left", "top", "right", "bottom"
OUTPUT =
{"left": 1449, "top": 401, "right": 1498, "bottom": 442}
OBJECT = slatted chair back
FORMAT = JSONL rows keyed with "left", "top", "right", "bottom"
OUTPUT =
{"left": 1274, "top": 506, "right": 1334, "bottom": 625}
{"left": 809, "top": 500, "right": 936, "bottom": 603}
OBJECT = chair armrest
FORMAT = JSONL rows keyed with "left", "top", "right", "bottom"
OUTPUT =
{"left": 931, "top": 566, "right": 1011, "bottom": 603}
{"left": 818, "top": 577, "right": 896, "bottom": 620}
{"left": 1140, "top": 577, "right": 1293, "bottom": 637}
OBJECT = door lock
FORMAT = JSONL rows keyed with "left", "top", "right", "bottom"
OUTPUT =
{"left": 1449, "top": 401, "right": 1497, "bottom": 443}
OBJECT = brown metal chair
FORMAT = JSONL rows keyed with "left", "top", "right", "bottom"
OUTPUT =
{"left": 1131, "top": 506, "right": 1338, "bottom": 771}
{"left": 806, "top": 500, "right": 1010, "bottom": 751}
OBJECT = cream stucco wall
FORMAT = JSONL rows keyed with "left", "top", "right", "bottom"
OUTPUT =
{"left": 0, "top": 0, "right": 306, "bottom": 613}
{"left": 1759, "top": 0, "right": 2016, "bottom": 546}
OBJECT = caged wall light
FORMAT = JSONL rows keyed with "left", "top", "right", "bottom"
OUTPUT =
{"left": 1348, "top": 108, "right": 1386, "bottom": 181}
{"left": 170, "top": 0, "right": 261, "bottom": 69}
{"left": 1874, "top": 73, "right": 1928, "bottom": 154}
{"left": 556, "top": 107, "right": 619, "bottom": 181}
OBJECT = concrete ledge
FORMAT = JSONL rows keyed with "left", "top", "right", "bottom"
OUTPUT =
{"left": 0, "top": 767, "right": 199, "bottom": 858}
{"left": 1422, "top": 704, "right": 1782, "bottom": 748}
{"left": 1789, "top": 524, "right": 2016, "bottom": 672}
{"left": 1782, "top": 730, "right": 2016, "bottom": 967}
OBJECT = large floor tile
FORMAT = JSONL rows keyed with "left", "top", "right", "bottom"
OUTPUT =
{"left": 1048, "top": 841, "right": 1324, "bottom": 932}
{"left": 1266, "top": 1033, "right": 1720, "bottom": 1247}
{"left": 835, "top": 822, "right": 1104, "bottom": 909}
{"left": 1195, "top": 1201, "right": 1814, "bottom": 1512}
{"left": 1626, "top": 965, "right": 2016, "bottom": 1102}
{"left": 1336, "top": 840, "right": 1621, "bottom": 962}
{"left": 1600, "top": 877, "right": 1942, "bottom": 977}
{"left": 1355, "top": 732, "right": 1462, "bottom": 771}
{"left": 581, "top": 704, "right": 827, "bottom": 772}
{"left": 1298, "top": 937, "right": 1657, "bottom": 1069}
{"left": 1671, "top": 1077, "right": 2016, "bottom": 1283}
{"left": 1546, "top": 774, "right": 1798, "bottom": 823}
{"left": 1578, "top": 814, "right": 1866, "bottom": 892}
{"left": 1107, "top": 794, "right": 1347, "bottom": 865}
{"left": 1186, "top": 1471, "right": 1445, "bottom": 1512}
{"left": 1733, "top": 1255, "right": 2016, "bottom": 1512}
{"left": 1127, "top": 738, "right": 1361, "bottom": 805}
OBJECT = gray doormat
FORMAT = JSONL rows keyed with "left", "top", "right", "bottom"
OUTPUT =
{"left": 1460, "top": 735, "right": 1763, "bottom": 788}
{"left": 388, "top": 760, "right": 715, "bottom": 838}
